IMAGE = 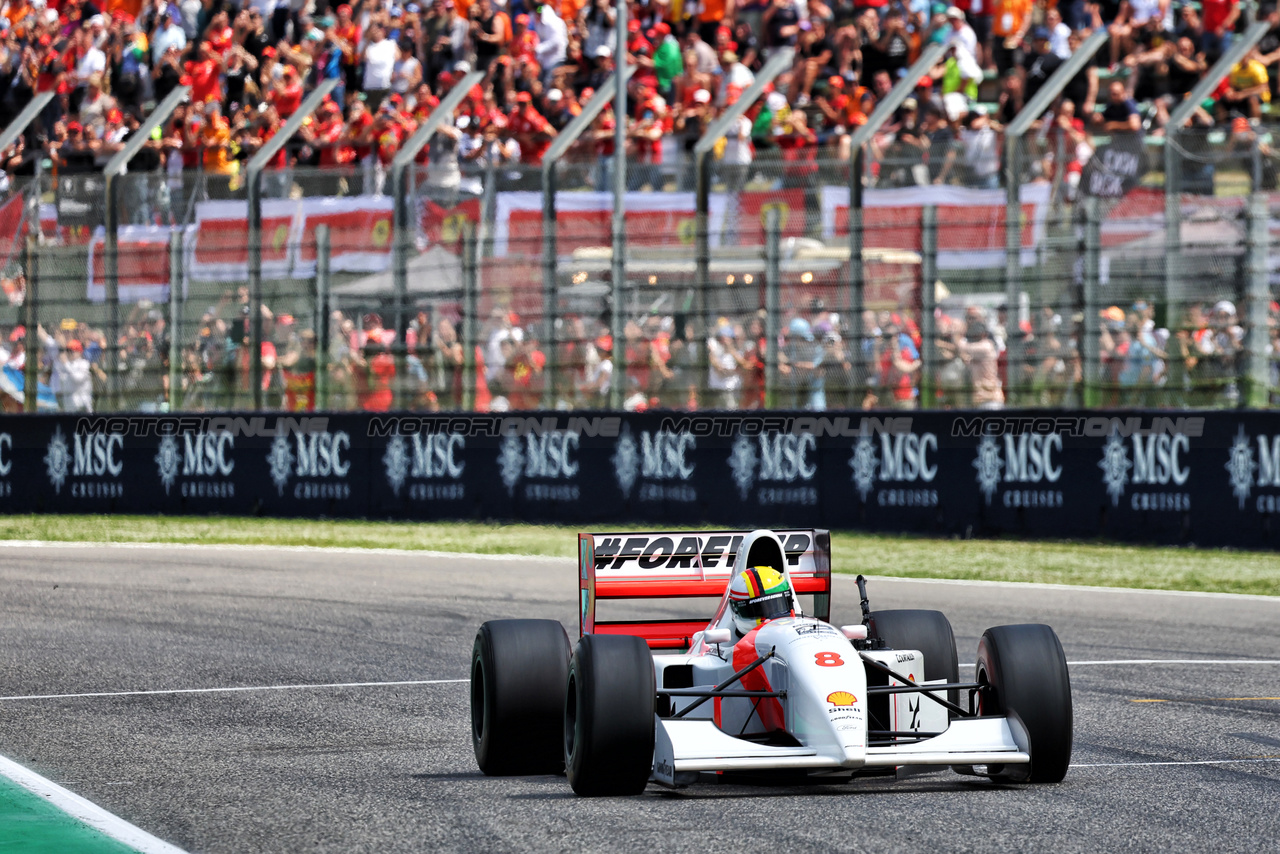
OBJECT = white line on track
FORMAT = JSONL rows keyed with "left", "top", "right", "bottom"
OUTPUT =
{"left": 1071, "top": 758, "right": 1280, "bottom": 768}
{"left": 3, "top": 659, "right": 1278, "bottom": 703}
{"left": 0, "top": 678, "right": 469, "bottom": 702}
{"left": 0, "top": 540, "right": 561, "bottom": 562}
{"left": 0, "top": 753, "right": 187, "bottom": 853}
{"left": 958, "top": 659, "right": 1280, "bottom": 667}
{"left": 859, "top": 574, "right": 1280, "bottom": 603}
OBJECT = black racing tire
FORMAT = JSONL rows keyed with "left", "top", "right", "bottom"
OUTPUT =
{"left": 564, "top": 634, "right": 655, "bottom": 796}
{"left": 867, "top": 609, "right": 961, "bottom": 708}
{"left": 976, "top": 623, "right": 1073, "bottom": 784}
{"left": 471, "top": 619, "right": 571, "bottom": 776}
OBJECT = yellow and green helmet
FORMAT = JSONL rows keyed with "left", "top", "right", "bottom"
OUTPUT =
{"left": 728, "top": 566, "right": 793, "bottom": 634}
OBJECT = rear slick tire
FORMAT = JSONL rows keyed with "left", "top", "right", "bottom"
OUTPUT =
{"left": 976, "top": 623, "right": 1073, "bottom": 783}
{"left": 471, "top": 619, "right": 571, "bottom": 776}
{"left": 564, "top": 634, "right": 655, "bottom": 796}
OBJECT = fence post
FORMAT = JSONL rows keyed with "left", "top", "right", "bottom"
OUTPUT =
{"left": 849, "top": 148, "right": 864, "bottom": 387}
{"left": 462, "top": 225, "right": 479, "bottom": 411}
{"left": 920, "top": 205, "right": 938, "bottom": 409}
{"left": 315, "top": 224, "right": 331, "bottom": 411}
{"left": 168, "top": 231, "right": 182, "bottom": 411}
{"left": 105, "top": 174, "right": 120, "bottom": 411}
{"left": 1244, "top": 193, "right": 1270, "bottom": 407}
{"left": 1082, "top": 196, "right": 1102, "bottom": 408}
{"left": 23, "top": 236, "right": 37, "bottom": 413}
{"left": 610, "top": 182, "right": 626, "bottom": 410}
{"left": 764, "top": 208, "right": 781, "bottom": 409}
{"left": 542, "top": 163, "right": 558, "bottom": 408}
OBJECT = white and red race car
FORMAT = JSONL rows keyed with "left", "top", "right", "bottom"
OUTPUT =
{"left": 470, "top": 528, "right": 1072, "bottom": 796}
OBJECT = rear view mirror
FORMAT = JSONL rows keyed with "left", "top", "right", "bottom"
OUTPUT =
{"left": 703, "top": 627, "right": 732, "bottom": 645}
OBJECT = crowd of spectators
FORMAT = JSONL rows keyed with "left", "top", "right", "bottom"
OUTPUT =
{"left": 3, "top": 0, "right": 1280, "bottom": 201}
{"left": 8, "top": 277, "right": 1279, "bottom": 412}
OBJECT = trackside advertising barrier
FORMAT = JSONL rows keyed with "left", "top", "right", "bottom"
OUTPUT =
{"left": 8, "top": 409, "right": 1280, "bottom": 548}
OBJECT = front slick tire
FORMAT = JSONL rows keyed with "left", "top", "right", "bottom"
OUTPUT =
{"left": 866, "top": 609, "right": 960, "bottom": 707}
{"left": 976, "top": 623, "right": 1073, "bottom": 783}
{"left": 471, "top": 619, "right": 570, "bottom": 776}
{"left": 564, "top": 634, "right": 655, "bottom": 796}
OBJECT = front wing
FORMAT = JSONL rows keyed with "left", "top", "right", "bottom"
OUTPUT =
{"left": 651, "top": 717, "right": 1030, "bottom": 786}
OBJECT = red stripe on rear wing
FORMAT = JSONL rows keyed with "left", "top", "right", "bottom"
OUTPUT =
{"left": 578, "top": 529, "right": 832, "bottom": 647}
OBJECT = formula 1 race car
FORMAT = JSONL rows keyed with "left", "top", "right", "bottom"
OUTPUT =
{"left": 469, "top": 528, "right": 1072, "bottom": 796}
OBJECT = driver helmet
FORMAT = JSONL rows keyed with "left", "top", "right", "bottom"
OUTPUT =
{"left": 728, "top": 567, "right": 793, "bottom": 635}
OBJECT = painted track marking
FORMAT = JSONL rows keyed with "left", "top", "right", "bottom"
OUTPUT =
{"left": 2, "top": 659, "right": 1276, "bottom": 703}
{"left": 1132, "top": 697, "right": 1280, "bottom": 703}
{"left": 0, "top": 678, "right": 468, "bottom": 702}
{"left": 959, "top": 659, "right": 1280, "bottom": 667}
{"left": 0, "top": 753, "right": 186, "bottom": 853}
{"left": 1072, "top": 757, "right": 1280, "bottom": 768}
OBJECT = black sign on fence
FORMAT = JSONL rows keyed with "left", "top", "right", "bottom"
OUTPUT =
{"left": 5, "top": 409, "right": 1280, "bottom": 549}
{"left": 1081, "top": 133, "right": 1149, "bottom": 199}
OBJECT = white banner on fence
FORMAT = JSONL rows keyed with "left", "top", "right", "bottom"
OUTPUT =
{"left": 188, "top": 199, "right": 299, "bottom": 281}
{"left": 85, "top": 225, "right": 182, "bottom": 304}
{"left": 492, "top": 191, "right": 721, "bottom": 257}
{"left": 292, "top": 195, "right": 394, "bottom": 277}
{"left": 818, "top": 183, "right": 1052, "bottom": 269}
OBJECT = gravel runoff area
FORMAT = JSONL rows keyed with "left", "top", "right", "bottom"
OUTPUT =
{"left": 0, "top": 542, "right": 1278, "bottom": 852}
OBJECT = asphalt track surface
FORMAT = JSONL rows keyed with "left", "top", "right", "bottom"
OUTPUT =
{"left": 1, "top": 544, "right": 1279, "bottom": 853}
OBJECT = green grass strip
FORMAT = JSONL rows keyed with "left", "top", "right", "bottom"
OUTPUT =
{"left": 3, "top": 515, "right": 1278, "bottom": 598}
{"left": 0, "top": 774, "right": 139, "bottom": 854}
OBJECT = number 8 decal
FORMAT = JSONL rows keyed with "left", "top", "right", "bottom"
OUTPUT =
{"left": 815, "top": 651, "right": 844, "bottom": 667}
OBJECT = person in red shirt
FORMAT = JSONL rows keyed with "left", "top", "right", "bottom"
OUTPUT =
{"left": 205, "top": 10, "right": 234, "bottom": 58}
{"left": 186, "top": 41, "right": 223, "bottom": 105}
{"left": 345, "top": 96, "right": 373, "bottom": 165}
{"left": 352, "top": 340, "right": 396, "bottom": 411}
{"left": 508, "top": 90, "right": 556, "bottom": 164}
{"left": 312, "top": 99, "right": 347, "bottom": 167}
{"left": 280, "top": 330, "right": 318, "bottom": 411}
{"left": 510, "top": 14, "right": 538, "bottom": 65}
{"left": 627, "top": 84, "right": 664, "bottom": 189}
{"left": 333, "top": 3, "right": 362, "bottom": 94}
{"left": 372, "top": 96, "right": 407, "bottom": 164}
{"left": 1200, "top": 0, "right": 1238, "bottom": 60}
{"left": 272, "top": 65, "right": 304, "bottom": 118}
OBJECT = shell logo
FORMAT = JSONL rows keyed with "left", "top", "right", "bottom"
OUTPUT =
{"left": 826, "top": 691, "right": 857, "bottom": 706}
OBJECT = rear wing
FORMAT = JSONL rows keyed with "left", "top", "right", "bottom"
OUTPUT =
{"left": 578, "top": 529, "right": 832, "bottom": 650}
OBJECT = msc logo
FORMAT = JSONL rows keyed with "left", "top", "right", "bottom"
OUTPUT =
{"left": 612, "top": 425, "right": 695, "bottom": 500}
{"left": 45, "top": 427, "right": 126, "bottom": 498}
{"left": 498, "top": 430, "right": 580, "bottom": 501}
{"left": 1099, "top": 432, "right": 1190, "bottom": 508}
{"left": 74, "top": 432, "right": 124, "bottom": 477}
{"left": 728, "top": 433, "right": 817, "bottom": 506}
{"left": 155, "top": 433, "right": 235, "bottom": 495}
{"left": 974, "top": 434, "right": 1063, "bottom": 506}
{"left": 1224, "top": 426, "right": 1280, "bottom": 510}
{"left": 383, "top": 433, "right": 465, "bottom": 498}
{"left": 848, "top": 432, "right": 937, "bottom": 502}
{"left": 267, "top": 431, "right": 351, "bottom": 497}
